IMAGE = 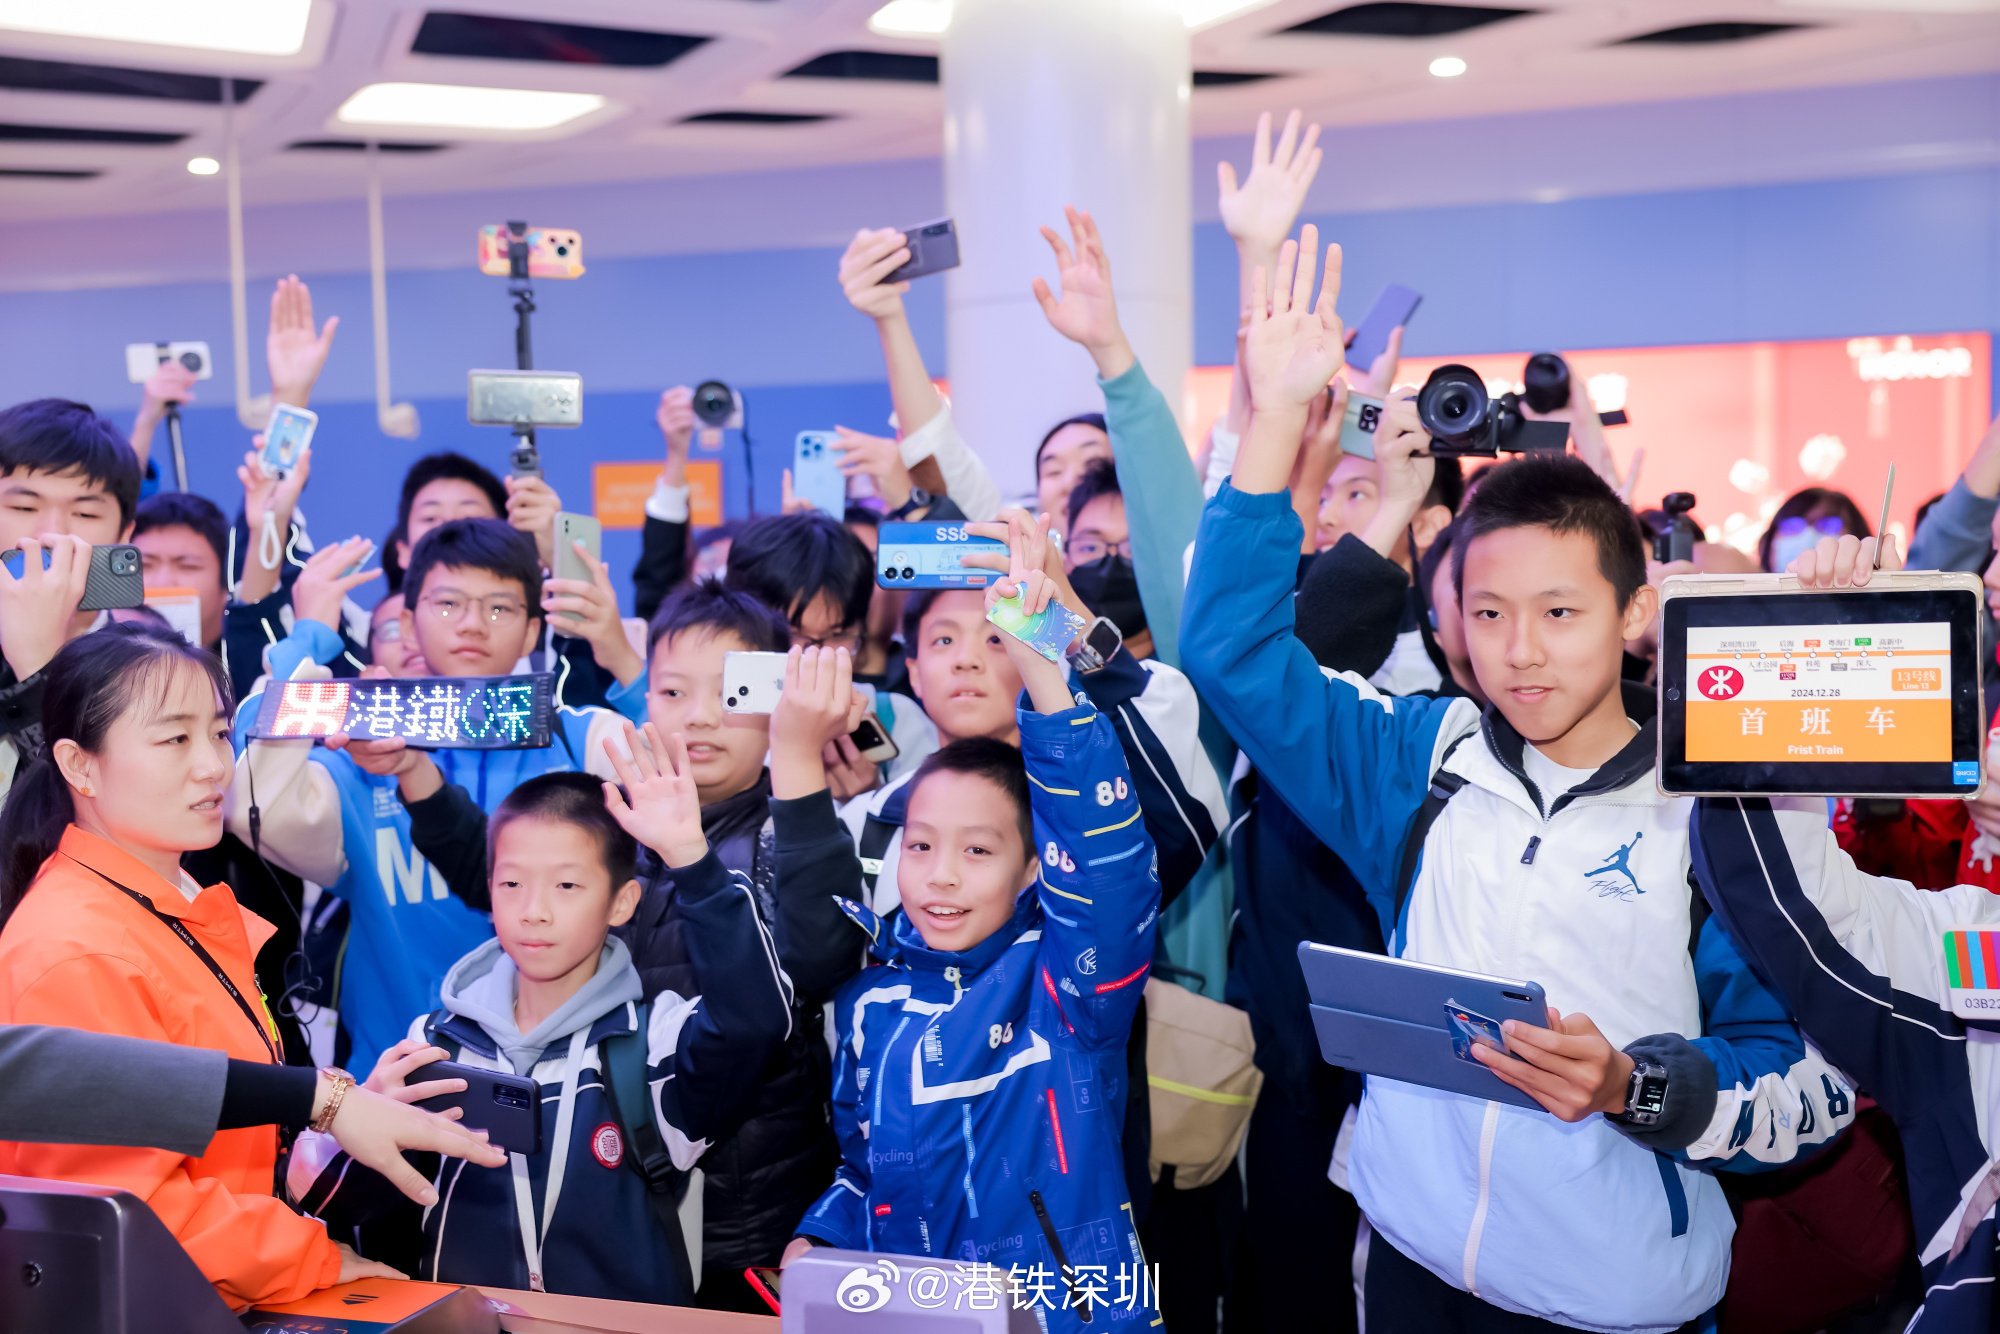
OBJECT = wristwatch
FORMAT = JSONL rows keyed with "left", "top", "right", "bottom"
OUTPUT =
{"left": 884, "top": 487, "right": 933, "bottom": 521}
{"left": 310, "top": 1068, "right": 356, "bottom": 1133}
{"left": 1064, "top": 616, "right": 1124, "bottom": 674}
{"left": 1610, "top": 1059, "right": 1669, "bottom": 1127}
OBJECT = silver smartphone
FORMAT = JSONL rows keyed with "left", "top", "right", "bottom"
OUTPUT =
{"left": 551, "top": 512, "right": 602, "bottom": 625}
{"left": 125, "top": 340, "right": 214, "bottom": 383}
{"left": 467, "top": 369, "right": 583, "bottom": 429}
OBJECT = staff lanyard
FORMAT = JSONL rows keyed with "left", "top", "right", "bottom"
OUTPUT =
{"left": 93, "top": 866, "right": 283, "bottom": 1066}
{"left": 510, "top": 1028, "right": 587, "bottom": 1293}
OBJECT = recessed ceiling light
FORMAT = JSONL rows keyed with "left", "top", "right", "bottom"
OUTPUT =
{"left": 868, "top": 0, "right": 1278, "bottom": 37}
{"left": 186, "top": 155, "right": 220, "bottom": 175}
{"left": 0, "top": 0, "right": 312, "bottom": 57}
{"left": 1429, "top": 55, "right": 1468, "bottom": 77}
{"left": 335, "top": 82, "right": 607, "bottom": 133}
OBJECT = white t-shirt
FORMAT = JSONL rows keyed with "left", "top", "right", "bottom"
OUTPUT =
{"left": 1523, "top": 744, "right": 1599, "bottom": 811}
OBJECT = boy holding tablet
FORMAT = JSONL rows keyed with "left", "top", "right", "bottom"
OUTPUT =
{"left": 1182, "top": 228, "right": 1852, "bottom": 1332}
{"left": 1693, "top": 532, "right": 1998, "bottom": 1333}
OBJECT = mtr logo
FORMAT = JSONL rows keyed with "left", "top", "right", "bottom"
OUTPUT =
{"left": 1699, "top": 666, "right": 1745, "bottom": 701}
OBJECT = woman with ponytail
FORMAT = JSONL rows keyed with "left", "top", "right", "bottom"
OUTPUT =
{"left": 0, "top": 622, "right": 401, "bottom": 1309}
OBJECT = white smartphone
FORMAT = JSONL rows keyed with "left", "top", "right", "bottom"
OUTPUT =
{"left": 125, "top": 340, "right": 214, "bottom": 384}
{"left": 551, "top": 512, "right": 603, "bottom": 626}
{"left": 722, "top": 650, "right": 790, "bottom": 715}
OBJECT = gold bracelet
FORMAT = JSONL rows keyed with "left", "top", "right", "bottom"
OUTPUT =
{"left": 309, "top": 1068, "right": 356, "bottom": 1135}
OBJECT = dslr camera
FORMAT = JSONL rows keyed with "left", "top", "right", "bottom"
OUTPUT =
{"left": 1416, "top": 358, "right": 1571, "bottom": 459}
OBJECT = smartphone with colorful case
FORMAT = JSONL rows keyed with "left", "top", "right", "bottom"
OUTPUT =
{"left": 875, "top": 521, "right": 1006, "bottom": 590}
{"left": 986, "top": 588, "right": 1086, "bottom": 663}
{"left": 792, "top": 431, "right": 846, "bottom": 518}
{"left": 261, "top": 404, "right": 317, "bottom": 477}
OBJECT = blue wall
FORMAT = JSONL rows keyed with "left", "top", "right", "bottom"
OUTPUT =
{"left": 5, "top": 162, "right": 1995, "bottom": 608}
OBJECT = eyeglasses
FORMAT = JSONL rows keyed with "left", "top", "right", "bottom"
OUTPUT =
{"left": 417, "top": 594, "right": 528, "bottom": 627}
{"left": 1774, "top": 515, "right": 1848, "bottom": 539}
{"left": 1067, "top": 536, "right": 1132, "bottom": 564}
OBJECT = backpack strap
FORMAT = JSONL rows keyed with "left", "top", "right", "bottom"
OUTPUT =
{"left": 602, "top": 1000, "right": 696, "bottom": 1292}
{"left": 858, "top": 812, "right": 900, "bottom": 896}
{"left": 1391, "top": 730, "right": 1474, "bottom": 937}
{"left": 1685, "top": 868, "right": 1711, "bottom": 959}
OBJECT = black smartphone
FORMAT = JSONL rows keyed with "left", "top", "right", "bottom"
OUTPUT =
{"left": 887, "top": 218, "right": 960, "bottom": 283}
{"left": 2, "top": 543, "right": 145, "bottom": 613}
{"left": 1346, "top": 283, "right": 1422, "bottom": 373}
{"left": 417, "top": 1061, "right": 541, "bottom": 1156}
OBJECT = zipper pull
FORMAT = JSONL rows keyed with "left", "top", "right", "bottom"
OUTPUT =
{"left": 1521, "top": 835, "right": 1542, "bottom": 865}
{"left": 944, "top": 964, "right": 963, "bottom": 1002}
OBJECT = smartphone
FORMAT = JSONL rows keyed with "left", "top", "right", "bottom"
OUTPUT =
{"left": 722, "top": 650, "right": 790, "bottom": 715}
{"left": 261, "top": 403, "right": 317, "bottom": 477}
{"left": 745, "top": 1266, "right": 782, "bottom": 1316}
{"left": 849, "top": 714, "right": 899, "bottom": 766}
{"left": 476, "top": 224, "right": 585, "bottom": 280}
{"left": 342, "top": 540, "right": 378, "bottom": 580}
{"left": 416, "top": 1060, "right": 541, "bottom": 1157}
{"left": 875, "top": 521, "right": 1006, "bottom": 590}
{"left": 552, "top": 512, "right": 603, "bottom": 609}
{"left": 886, "top": 218, "right": 960, "bottom": 283}
{"left": 124, "top": 340, "right": 214, "bottom": 384}
{"left": 987, "top": 588, "right": 1087, "bottom": 664}
{"left": 467, "top": 369, "right": 583, "bottom": 429}
{"left": 1338, "top": 391, "right": 1386, "bottom": 460}
{"left": 792, "top": 431, "right": 847, "bottom": 518}
{"left": 2, "top": 544, "right": 145, "bottom": 612}
{"left": 1346, "top": 283, "right": 1422, "bottom": 374}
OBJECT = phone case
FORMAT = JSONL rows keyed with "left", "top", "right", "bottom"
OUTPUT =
{"left": 875, "top": 522, "right": 1005, "bottom": 589}
{"left": 79, "top": 545, "right": 145, "bottom": 613}
{"left": 262, "top": 405, "right": 317, "bottom": 476}
{"left": 849, "top": 716, "right": 900, "bottom": 765}
{"left": 987, "top": 589, "right": 1086, "bottom": 663}
{"left": 1338, "top": 392, "right": 1385, "bottom": 460}
{"left": 476, "top": 224, "right": 585, "bottom": 280}
{"left": 553, "top": 514, "right": 602, "bottom": 581}
{"left": 723, "top": 651, "right": 790, "bottom": 714}
{"left": 1347, "top": 283, "right": 1422, "bottom": 371}
{"left": 417, "top": 1061, "right": 541, "bottom": 1156}
{"left": 792, "top": 431, "right": 847, "bottom": 518}
{"left": 888, "top": 219, "right": 960, "bottom": 282}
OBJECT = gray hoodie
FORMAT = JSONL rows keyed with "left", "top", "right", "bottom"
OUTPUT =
{"left": 439, "top": 935, "right": 645, "bottom": 1076}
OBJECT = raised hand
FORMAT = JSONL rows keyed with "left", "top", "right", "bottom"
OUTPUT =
{"left": 266, "top": 275, "right": 339, "bottom": 410}
{"left": 983, "top": 510, "right": 1075, "bottom": 714}
{"left": 0, "top": 536, "right": 91, "bottom": 680}
{"left": 143, "top": 360, "right": 198, "bottom": 412}
{"left": 503, "top": 475, "right": 562, "bottom": 569}
{"left": 603, "top": 721, "right": 707, "bottom": 868}
{"left": 542, "top": 544, "right": 644, "bottom": 685}
{"left": 770, "top": 646, "right": 864, "bottom": 800}
{"left": 1346, "top": 324, "right": 1405, "bottom": 400}
{"left": 235, "top": 441, "right": 314, "bottom": 603}
{"left": 1030, "top": 206, "right": 1134, "bottom": 380}
{"left": 1788, "top": 531, "right": 1903, "bottom": 588}
{"left": 657, "top": 385, "right": 695, "bottom": 486}
{"left": 1218, "top": 110, "right": 1324, "bottom": 262}
{"left": 1242, "top": 224, "right": 1346, "bottom": 414}
{"left": 838, "top": 227, "right": 913, "bottom": 323}
{"left": 291, "top": 537, "right": 381, "bottom": 632}
{"left": 831, "top": 427, "right": 914, "bottom": 510}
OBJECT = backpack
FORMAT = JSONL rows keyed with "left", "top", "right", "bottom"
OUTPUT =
{"left": 601, "top": 1001, "right": 699, "bottom": 1296}
{"left": 1397, "top": 730, "right": 1913, "bottom": 1330}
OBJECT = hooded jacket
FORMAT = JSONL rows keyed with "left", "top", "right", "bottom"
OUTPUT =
{"left": 225, "top": 619, "right": 643, "bottom": 1072}
{"left": 1183, "top": 483, "right": 1858, "bottom": 1334}
{"left": 0, "top": 826, "right": 342, "bottom": 1310}
{"left": 1693, "top": 795, "right": 2000, "bottom": 1332}
{"left": 292, "top": 847, "right": 794, "bottom": 1303}
{"left": 798, "top": 699, "right": 1161, "bottom": 1332}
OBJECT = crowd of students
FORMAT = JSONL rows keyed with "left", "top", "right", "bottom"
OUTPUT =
{"left": 0, "top": 107, "right": 1994, "bottom": 1333}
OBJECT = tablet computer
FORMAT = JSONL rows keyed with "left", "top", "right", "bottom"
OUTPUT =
{"left": 1297, "top": 942, "right": 1550, "bottom": 1111}
{"left": 1657, "top": 571, "right": 1984, "bottom": 798}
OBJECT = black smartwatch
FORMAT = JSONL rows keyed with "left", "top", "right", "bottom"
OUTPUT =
{"left": 1611, "top": 1058, "right": 1670, "bottom": 1127}
{"left": 884, "top": 487, "right": 933, "bottom": 521}
{"left": 1065, "top": 616, "right": 1124, "bottom": 674}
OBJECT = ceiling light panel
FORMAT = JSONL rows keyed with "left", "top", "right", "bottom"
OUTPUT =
{"left": 0, "top": 0, "right": 312, "bottom": 57}
{"left": 335, "top": 82, "right": 609, "bottom": 134}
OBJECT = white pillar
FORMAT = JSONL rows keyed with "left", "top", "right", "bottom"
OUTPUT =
{"left": 941, "top": 0, "right": 1192, "bottom": 502}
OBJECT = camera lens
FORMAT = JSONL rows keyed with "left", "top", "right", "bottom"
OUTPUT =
{"left": 179, "top": 351, "right": 204, "bottom": 374}
{"left": 902, "top": 567, "right": 915, "bottom": 581}
{"left": 1522, "top": 353, "right": 1570, "bottom": 416}
{"left": 693, "top": 380, "right": 734, "bottom": 427}
{"left": 1417, "top": 364, "right": 1491, "bottom": 448}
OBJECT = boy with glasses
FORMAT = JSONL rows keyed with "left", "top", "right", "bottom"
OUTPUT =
{"left": 227, "top": 519, "right": 642, "bottom": 1071}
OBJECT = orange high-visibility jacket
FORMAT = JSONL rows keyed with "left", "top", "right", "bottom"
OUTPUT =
{"left": 0, "top": 825, "right": 342, "bottom": 1310}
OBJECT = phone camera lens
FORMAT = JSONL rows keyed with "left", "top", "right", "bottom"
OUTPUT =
{"left": 902, "top": 567, "right": 915, "bottom": 580}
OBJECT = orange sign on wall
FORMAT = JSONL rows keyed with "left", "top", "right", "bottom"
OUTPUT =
{"left": 593, "top": 461, "right": 723, "bottom": 530}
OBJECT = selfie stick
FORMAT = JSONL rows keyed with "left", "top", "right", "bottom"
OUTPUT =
{"left": 163, "top": 400, "right": 189, "bottom": 493}
{"left": 505, "top": 220, "right": 542, "bottom": 480}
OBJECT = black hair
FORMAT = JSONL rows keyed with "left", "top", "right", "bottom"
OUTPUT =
{"left": 1065, "top": 457, "right": 1122, "bottom": 536}
{"left": 0, "top": 624, "right": 233, "bottom": 926}
{"left": 843, "top": 505, "right": 881, "bottom": 531}
{"left": 403, "top": 518, "right": 543, "bottom": 612}
{"left": 1034, "top": 412, "right": 1108, "bottom": 476}
{"left": 0, "top": 398, "right": 143, "bottom": 531}
{"left": 490, "top": 771, "right": 637, "bottom": 891}
{"left": 1424, "top": 456, "right": 1466, "bottom": 516}
{"left": 133, "top": 491, "right": 228, "bottom": 573}
{"left": 906, "top": 736, "right": 1033, "bottom": 852}
{"left": 1418, "top": 515, "right": 1458, "bottom": 603}
{"left": 383, "top": 453, "right": 508, "bottom": 593}
{"left": 724, "top": 512, "right": 873, "bottom": 636}
{"left": 1757, "top": 487, "right": 1872, "bottom": 572}
{"left": 1451, "top": 455, "right": 1646, "bottom": 607}
{"left": 647, "top": 577, "right": 791, "bottom": 656}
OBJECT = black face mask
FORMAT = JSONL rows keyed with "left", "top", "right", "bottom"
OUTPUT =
{"left": 1068, "top": 554, "right": 1147, "bottom": 638}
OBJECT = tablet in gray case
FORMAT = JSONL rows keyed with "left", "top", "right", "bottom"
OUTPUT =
{"left": 1299, "top": 941, "right": 1550, "bottom": 1111}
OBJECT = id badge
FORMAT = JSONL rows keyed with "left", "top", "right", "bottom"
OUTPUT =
{"left": 1942, "top": 927, "right": 2000, "bottom": 1019}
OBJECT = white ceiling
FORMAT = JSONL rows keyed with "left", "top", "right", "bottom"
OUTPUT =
{"left": 0, "top": 0, "right": 1996, "bottom": 224}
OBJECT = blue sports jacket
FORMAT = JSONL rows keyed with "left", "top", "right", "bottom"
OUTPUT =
{"left": 797, "top": 698, "right": 1162, "bottom": 1332}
